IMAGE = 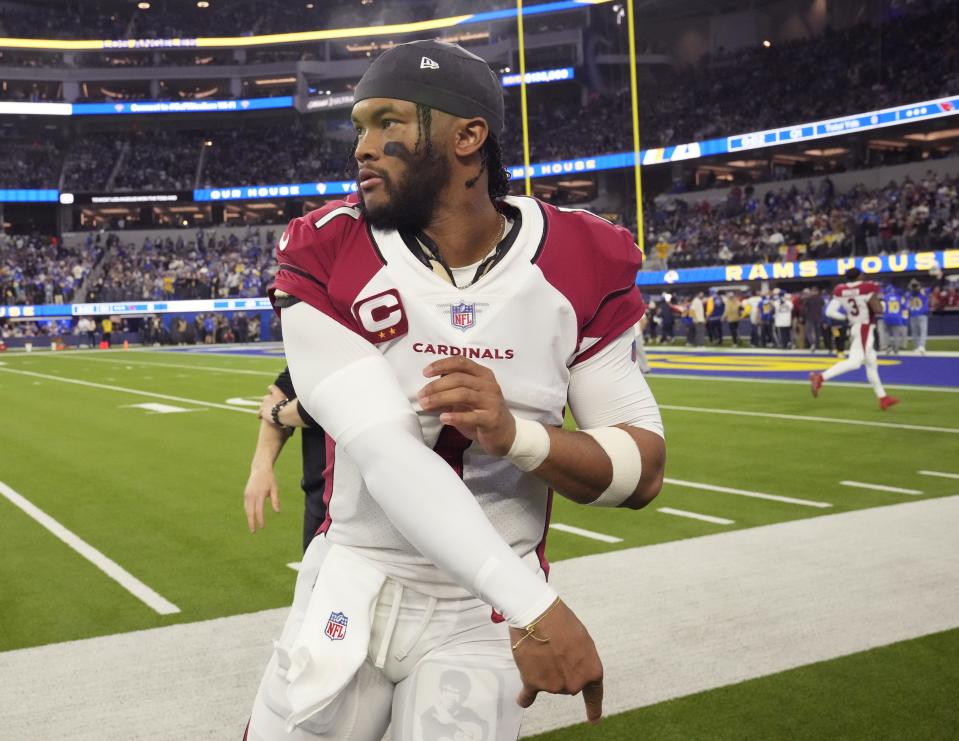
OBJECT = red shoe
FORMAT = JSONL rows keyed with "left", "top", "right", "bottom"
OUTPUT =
{"left": 809, "top": 372, "right": 824, "bottom": 398}
{"left": 879, "top": 396, "right": 900, "bottom": 411}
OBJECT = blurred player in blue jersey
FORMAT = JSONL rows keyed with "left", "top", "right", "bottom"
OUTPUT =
{"left": 906, "top": 279, "right": 930, "bottom": 354}
{"left": 882, "top": 284, "right": 908, "bottom": 355}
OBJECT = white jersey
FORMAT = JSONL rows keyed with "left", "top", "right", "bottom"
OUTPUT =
{"left": 833, "top": 280, "right": 881, "bottom": 327}
{"left": 271, "top": 195, "right": 645, "bottom": 600}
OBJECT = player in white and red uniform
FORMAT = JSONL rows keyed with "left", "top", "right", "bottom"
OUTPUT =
{"left": 244, "top": 40, "right": 666, "bottom": 740}
{"left": 809, "top": 268, "right": 899, "bottom": 409}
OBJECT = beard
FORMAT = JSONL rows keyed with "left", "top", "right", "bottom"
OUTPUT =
{"left": 357, "top": 141, "right": 451, "bottom": 232}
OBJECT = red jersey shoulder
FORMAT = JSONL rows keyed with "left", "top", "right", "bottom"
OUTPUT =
{"left": 276, "top": 196, "right": 363, "bottom": 273}
{"left": 541, "top": 203, "right": 643, "bottom": 274}
{"left": 833, "top": 283, "right": 848, "bottom": 298}
{"left": 860, "top": 281, "right": 881, "bottom": 296}
{"left": 533, "top": 200, "right": 646, "bottom": 361}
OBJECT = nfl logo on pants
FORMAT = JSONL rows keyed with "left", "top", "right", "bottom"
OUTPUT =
{"left": 325, "top": 611, "right": 348, "bottom": 641}
{"left": 450, "top": 302, "right": 475, "bottom": 331}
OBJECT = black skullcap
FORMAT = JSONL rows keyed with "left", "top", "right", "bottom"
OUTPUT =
{"left": 353, "top": 40, "right": 504, "bottom": 133}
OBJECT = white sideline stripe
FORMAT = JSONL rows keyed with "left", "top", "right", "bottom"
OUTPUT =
{"left": 0, "top": 367, "right": 257, "bottom": 414}
{"left": 665, "top": 476, "right": 832, "bottom": 508}
{"left": 0, "top": 480, "right": 180, "bottom": 616}
{"left": 226, "top": 397, "right": 263, "bottom": 407}
{"left": 840, "top": 480, "right": 923, "bottom": 496}
{"left": 657, "top": 507, "right": 735, "bottom": 525}
{"left": 2, "top": 497, "right": 957, "bottom": 740}
{"left": 660, "top": 403, "right": 959, "bottom": 434}
{"left": 549, "top": 522, "right": 623, "bottom": 543}
{"left": 55, "top": 354, "right": 276, "bottom": 376}
{"left": 650, "top": 372, "right": 959, "bottom": 394}
{"left": 919, "top": 470, "right": 959, "bottom": 481}
{"left": 123, "top": 403, "right": 203, "bottom": 415}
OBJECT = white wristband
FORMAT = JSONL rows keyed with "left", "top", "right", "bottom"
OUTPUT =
{"left": 583, "top": 427, "right": 643, "bottom": 507}
{"left": 506, "top": 416, "right": 550, "bottom": 472}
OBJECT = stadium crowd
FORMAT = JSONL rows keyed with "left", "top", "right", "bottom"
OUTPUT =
{"left": 0, "top": 232, "right": 104, "bottom": 306}
{"left": 85, "top": 227, "right": 276, "bottom": 304}
{"left": 646, "top": 170, "right": 959, "bottom": 270}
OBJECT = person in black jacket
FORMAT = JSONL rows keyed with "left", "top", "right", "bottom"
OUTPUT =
{"left": 243, "top": 365, "right": 327, "bottom": 552}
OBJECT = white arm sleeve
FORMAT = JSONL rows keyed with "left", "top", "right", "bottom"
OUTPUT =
{"left": 282, "top": 302, "right": 557, "bottom": 627}
{"left": 568, "top": 330, "right": 664, "bottom": 437}
{"left": 825, "top": 296, "right": 845, "bottom": 322}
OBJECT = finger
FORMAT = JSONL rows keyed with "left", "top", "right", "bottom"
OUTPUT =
{"left": 245, "top": 496, "right": 256, "bottom": 533}
{"left": 439, "top": 411, "right": 482, "bottom": 428}
{"left": 582, "top": 680, "right": 604, "bottom": 725}
{"left": 423, "top": 356, "right": 488, "bottom": 378}
{"left": 421, "top": 388, "right": 483, "bottom": 412}
{"left": 269, "top": 482, "right": 281, "bottom": 513}
{"left": 516, "top": 684, "right": 539, "bottom": 709}
{"left": 418, "top": 372, "right": 485, "bottom": 400}
{"left": 255, "top": 492, "right": 265, "bottom": 529}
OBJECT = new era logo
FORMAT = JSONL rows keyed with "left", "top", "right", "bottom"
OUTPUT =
{"left": 420, "top": 56, "right": 439, "bottom": 70}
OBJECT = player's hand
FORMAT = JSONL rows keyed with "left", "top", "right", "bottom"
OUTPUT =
{"left": 510, "top": 599, "right": 604, "bottom": 725}
{"left": 418, "top": 357, "right": 516, "bottom": 456}
{"left": 258, "top": 384, "right": 287, "bottom": 422}
{"left": 244, "top": 465, "right": 280, "bottom": 532}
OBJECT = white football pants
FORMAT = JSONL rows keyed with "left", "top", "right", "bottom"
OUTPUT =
{"left": 247, "top": 537, "right": 524, "bottom": 741}
{"left": 822, "top": 323, "right": 886, "bottom": 398}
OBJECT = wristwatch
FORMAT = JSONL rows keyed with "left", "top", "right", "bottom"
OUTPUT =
{"left": 270, "top": 398, "right": 294, "bottom": 430}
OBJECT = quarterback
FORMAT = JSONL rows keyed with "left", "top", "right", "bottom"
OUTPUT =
{"left": 245, "top": 40, "right": 666, "bottom": 740}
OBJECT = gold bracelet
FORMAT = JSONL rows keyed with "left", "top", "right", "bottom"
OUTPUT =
{"left": 511, "top": 597, "right": 562, "bottom": 651}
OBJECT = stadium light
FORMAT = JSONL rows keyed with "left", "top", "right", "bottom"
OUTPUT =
{"left": 763, "top": 40, "right": 772, "bottom": 48}
{"left": 137, "top": 2, "right": 151, "bottom": 8}
{"left": 197, "top": 1, "right": 210, "bottom": 7}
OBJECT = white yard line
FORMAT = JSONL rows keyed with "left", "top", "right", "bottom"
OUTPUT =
{"left": 657, "top": 507, "right": 735, "bottom": 525}
{"left": 840, "top": 480, "right": 923, "bottom": 496}
{"left": 664, "top": 477, "right": 832, "bottom": 508}
{"left": 650, "top": 372, "right": 959, "bottom": 394}
{"left": 549, "top": 523, "right": 623, "bottom": 543}
{"left": 2, "top": 497, "right": 957, "bottom": 739}
{"left": 660, "top": 404, "right": 959, "bottom": 434}
{"left": 919, "top": 470, "right": 959, "bottom": 481}
{"left": 0, "top": 367, "right": 256, "bottom": 414}
{"left": 54, "top": 354, "right": 276, "bottom": 376}
{"left": 0, "top": 481, "right": 180, "bottom": 616}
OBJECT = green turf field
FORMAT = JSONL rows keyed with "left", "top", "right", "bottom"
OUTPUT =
{"left": 643, "top": 336, "right": 959, "bottom": 352}
{"left": 1, "top": 346, "right": 956, "bottom": 737}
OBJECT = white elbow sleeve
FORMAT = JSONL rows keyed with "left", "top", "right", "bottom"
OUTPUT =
{"left": 582, "top": 426, "right": 643, "bottom": 507}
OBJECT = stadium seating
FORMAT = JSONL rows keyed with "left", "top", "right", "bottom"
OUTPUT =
{"left": 647, "top": 170, "right": 959, "bottom": 270}
{"left": 0, "top": 232, "right": 103, "bottom": 306}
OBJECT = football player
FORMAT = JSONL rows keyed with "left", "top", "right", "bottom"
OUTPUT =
{"left": 245, "top": 40, "right": 666, "bottom": 740}
{"left": 809, "top": 268, "right": 899, "bottom": 410}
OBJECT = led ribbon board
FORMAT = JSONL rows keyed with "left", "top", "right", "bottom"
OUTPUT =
{"left": 0, "top": 1, "right": 614, "bottom": 50}
{"left": 501, "top": 67, "right": 574, "bottom": 86}
{"left": 635, "top": 251, "right": 959, "bottom": 288}
{"left": 71, "top": 97, "right": 293, "bottom": 115}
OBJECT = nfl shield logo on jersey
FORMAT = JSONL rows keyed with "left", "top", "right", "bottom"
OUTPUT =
{"left": 450, "top": 302, "right": 475, "bottom": 331}
{"left": 325, "top": 611, "right": 348, "bottom": 641}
